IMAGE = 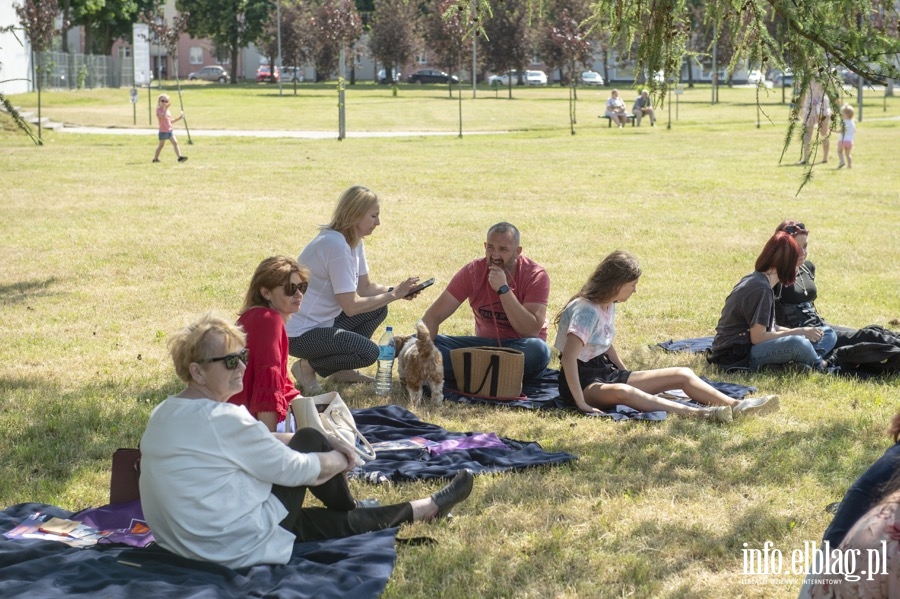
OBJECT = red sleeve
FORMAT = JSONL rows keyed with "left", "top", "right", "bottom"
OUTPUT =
{"left": 445, "top": 260, "right": 480, "bottom": 303}
{"left": 519, "top": 261, "right": 550, "bottom": 306}
{"left": 235, "top": 309, "right": 297, "bottom": 422}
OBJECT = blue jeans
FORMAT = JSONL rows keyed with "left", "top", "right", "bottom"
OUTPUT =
{"left": 434, "top": 335, "right": 551, "bottom": 381}
{"left": 813, "top": 325, "right": 838, "bottom": 357}
{"left": 749, "top": 335, "right": 821, "bottom": 371}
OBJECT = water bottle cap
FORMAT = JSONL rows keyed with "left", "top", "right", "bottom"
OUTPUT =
{"left": 386, "top": 326, "right": 392, "bottom": 332}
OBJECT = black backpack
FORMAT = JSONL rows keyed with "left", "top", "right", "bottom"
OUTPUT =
{"left": 830, "top": 342, "right": 900, "bottom": 376}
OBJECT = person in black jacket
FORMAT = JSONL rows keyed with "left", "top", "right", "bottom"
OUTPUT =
{"left": 773, "top": 220, "right": 900, "bottom": 356}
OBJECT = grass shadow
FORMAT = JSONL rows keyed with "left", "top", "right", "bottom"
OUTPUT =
{"left": 0, "top": 277, "right": 59, "bottom": 306}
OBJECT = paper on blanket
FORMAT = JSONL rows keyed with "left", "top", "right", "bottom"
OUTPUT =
{"left": 4, "top": 512, "right": 112, "bottom": 548}
{"left": 370, "top": 436, "right": 436, "bottom": 452}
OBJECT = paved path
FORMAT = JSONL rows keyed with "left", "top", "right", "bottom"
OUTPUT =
{"left": 59, "top": 126, "right": 507, "bottom": 139}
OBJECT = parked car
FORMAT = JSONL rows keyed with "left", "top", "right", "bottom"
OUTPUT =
{"left": 488, "top": 71, "right": 517, "bottom": 86}
{"left": 256, "top": 65, "right": 280, "bottom": 83}
{"left": 525, "top": 70, "right": 547, "bottom": 85}
{"left": 770, "top": 69, "right": 794, "bottom": 87}
{"left": 188, "top": 65, "right": 229, "bottom": 83}
{"left": 282, "top": 66, "right": 303, "bottom": 83}
{"left": 840, "top": 68, "right": 861, "bottom": 86}
{"left": 377, "top": 68, "right": 402, "bottom": 84}
{"left": 747, "top": 69, "right": 764, "bottom": 84}
{"left": 408, "top": 69, "right": 459, "bottom": 84}
{"left": 489, "top": 70, "right": 547, "bottom": 86}
{"left": 580, "top": 71, "right": 604, "bottom": 86}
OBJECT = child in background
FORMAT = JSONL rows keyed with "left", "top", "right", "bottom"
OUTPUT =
{"left": 838, "top": 104, "right": 856, "bottom": 169}
{"left": 553, "top": 250, "right": 779, "bottom": 423}
{"left": 153, "top": 94, "right": 187, "bottom": 164}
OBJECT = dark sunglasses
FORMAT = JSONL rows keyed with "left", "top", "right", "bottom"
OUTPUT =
{"left": 199, "top": 348, "right": 249, "bottom": 369}
{"left": 160, "top": 99, "right": 169, "bottom": 103}
{"left": 783, "top": 223, "right": 807, "bottom": 235}
{"left": 284, "top": 281, "right": 309, "bottom": 296}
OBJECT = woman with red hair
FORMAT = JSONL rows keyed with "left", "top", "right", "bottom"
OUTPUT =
{"left": 709, "top": 232, "right": 828, "bottom": 372}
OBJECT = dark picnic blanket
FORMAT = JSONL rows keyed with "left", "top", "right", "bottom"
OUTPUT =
{"left": 441, "top": 368, "right": 754, "bottom": 422}
{"left": 349, "top": 404, "right": 577, "bottom": 483}
{"left": 655, "top": 337, "right": 715, "bottom": 354}
{"left": 0, "top": 502, "right": 397, "bottom": 599}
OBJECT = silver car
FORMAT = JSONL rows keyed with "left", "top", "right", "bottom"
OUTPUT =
{"left": 188, "top": 65, "right": 230, "bottom": 83}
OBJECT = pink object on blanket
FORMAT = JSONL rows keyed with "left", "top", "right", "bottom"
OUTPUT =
{"left": 426, "top": 433, "right": 509, "bottom": 456}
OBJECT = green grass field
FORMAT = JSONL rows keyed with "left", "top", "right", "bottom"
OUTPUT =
{"left": 2, "top": 82, "right": 899, "bottom": 598}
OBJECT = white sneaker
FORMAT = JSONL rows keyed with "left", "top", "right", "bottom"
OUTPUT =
{"left": 733, "top": 395, "right": 780, "bottom": 419}
{"left": 704, "top": 405, "right": 733, "bottom": 423}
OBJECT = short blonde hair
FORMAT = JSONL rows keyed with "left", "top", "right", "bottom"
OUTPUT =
{"left": 840, "top": 103, "right": 855, "bottom": 118}
{"left": 157, "top": 93, "right": 170, "bottom": 106}
{"left": 324, "top": 185, "right": 379, "bottom": 248}
{"left": 168, "top": 313, "right": 246, "bottom": 383}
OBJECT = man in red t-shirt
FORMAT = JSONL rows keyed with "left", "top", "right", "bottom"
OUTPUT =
{"left": 422, "top": 222, "right": 551, "bottom": 381}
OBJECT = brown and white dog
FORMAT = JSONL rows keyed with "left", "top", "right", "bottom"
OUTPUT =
{"left": 393, "top": 321, "right": 443, "bottom": 406}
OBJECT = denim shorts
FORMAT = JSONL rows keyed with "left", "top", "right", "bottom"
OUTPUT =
{"left": 158, "top": 131, "right": 173, "bottom": 141}
{"left": 558, "top": 353, "right": 631, "bottom": 406}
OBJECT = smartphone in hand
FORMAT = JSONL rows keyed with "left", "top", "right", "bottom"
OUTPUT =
{"left": 405, "top": 277, "right": 435, "bottom": 297}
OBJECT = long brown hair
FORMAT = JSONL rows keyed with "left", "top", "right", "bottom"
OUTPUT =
{"left": 554, "top": 250, "right": 641, "bottom": 324}
{"left": 240, "top": 256, "right": 309, "bottom": 314}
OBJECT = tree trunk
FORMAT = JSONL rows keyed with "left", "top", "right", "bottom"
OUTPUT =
{"left": 60, "top": 0, "right": 70, "bottom": 53}
{"left": 231, "top": 44, "right": 239, "bottom": 83}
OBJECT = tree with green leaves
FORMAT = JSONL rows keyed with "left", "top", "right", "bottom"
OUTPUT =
{"left": 15, "top": 0, "right": 59, "bottom": 144}
{"left": 369, "top": 0, "right": 421, "bottom": 84}
{"left": 423, "top": 0, "right": 467, "bottom": 97}
{"left": 539, "top": 4, "right": 593, "bottom": 134}
{"left": 69, "top": 0, "right": 160, "bottom": 55}
{"left": 176, "top": 0, "right": 273, "bottom": 83}
{"left": 574, "top": 0, "right": 899, "bottom": 187}
{"left": 309, "top": 0, "right": 362, "bottom": 81}
{"left": 0, "top": 24, "right": 39, "bottom": 144}
{"left": 479, "top": 0, "right": 534, "bottom": 96}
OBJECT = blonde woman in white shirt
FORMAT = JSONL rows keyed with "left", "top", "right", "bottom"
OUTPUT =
{"left": 604, "top": 89, "right": 629, "bottom": 127}
{"left": 140, "top": 313, "right": 473, "bottom": 568}
{"left": 553, "top": 251, "right": 779, "bottom": 422}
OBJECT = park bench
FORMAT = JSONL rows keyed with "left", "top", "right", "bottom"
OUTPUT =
{"left": 600, "top": 114, "right": 636, "bottom": 127}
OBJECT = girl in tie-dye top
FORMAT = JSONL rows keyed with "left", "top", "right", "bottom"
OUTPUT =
{"left": 553, "top": 250, "right": 779, "bottom": 422}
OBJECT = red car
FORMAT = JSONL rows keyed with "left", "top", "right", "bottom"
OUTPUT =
{"left": 256, "top": 65, "right": 280, "bottom": 83}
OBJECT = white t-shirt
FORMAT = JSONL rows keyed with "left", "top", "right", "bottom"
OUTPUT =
{"left": 840, "top": 118, "right": 856, "bottom": 142}
{"left": 139, "top": 397, "right": 321, "bottom": 568}
{"left": 286, "top": 229, "right": 369, "bottom": 337}
{"left": 553, "top": 298, "right": 616, "bottom": 362}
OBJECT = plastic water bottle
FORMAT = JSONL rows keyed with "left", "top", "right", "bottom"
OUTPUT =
{"left": 374, "top": 326, "right": 395, "bottom": 396}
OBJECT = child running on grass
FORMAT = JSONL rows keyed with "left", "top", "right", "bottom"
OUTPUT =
{"left": 838, "top": 104, "right": 856, "bottom": 169}
{"left": 554, "top": 250, "right": 779, "bottom": 423}
{"left": 153, "top": 94, "right": 187, "bottom": 164}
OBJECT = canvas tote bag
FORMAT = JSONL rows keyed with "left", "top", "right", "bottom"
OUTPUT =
{"left": 291, "top": 392, "right": 376, "bottom": 461}
{"left": 450, "top": 346, "right": 525, "bottom": 400}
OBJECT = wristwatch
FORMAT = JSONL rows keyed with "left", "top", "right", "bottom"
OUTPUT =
{"left": 497, "top": 285, "right": 510, "bottom": 296}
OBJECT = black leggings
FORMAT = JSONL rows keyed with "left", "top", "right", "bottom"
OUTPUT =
{"left": 272, "top": 428, "right": 413, "bottom": 542}
{"left": 287, "top": 307, "right": 387, "bottom": 377}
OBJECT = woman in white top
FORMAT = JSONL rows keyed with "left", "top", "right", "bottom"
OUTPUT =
{"left": 554, "top": 251, "right": 779, "bottom": 423}
{"left": 140, "top": 313, "right": 474, "bottom": 568}
{"left": 604, "top": 89, "right": 629, "bottom": 127}
{"left": 800, "top": 78, "right": 834, "bottom": 164}
{"left": 286, "top": 186, "right": 423, "bottom": 394}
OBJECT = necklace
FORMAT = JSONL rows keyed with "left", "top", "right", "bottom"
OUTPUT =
{"left": 796, "top": 265, "right": 810, "bottom": 297}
